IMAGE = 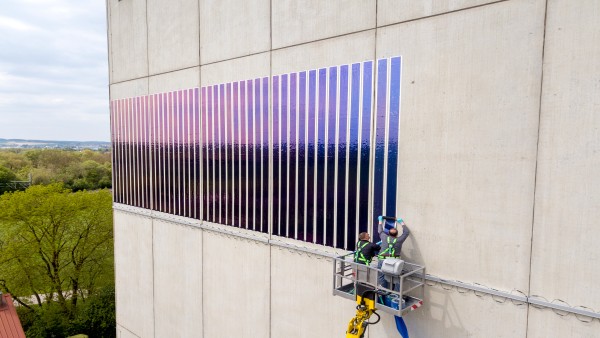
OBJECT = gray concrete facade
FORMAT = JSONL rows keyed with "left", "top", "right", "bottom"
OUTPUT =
{"left": 107, "top": 0, "right": 600, "bottom": 337}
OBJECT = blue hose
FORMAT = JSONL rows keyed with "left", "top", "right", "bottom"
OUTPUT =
{"left": 394, "top": 316, "right": 409, "bottom": 338}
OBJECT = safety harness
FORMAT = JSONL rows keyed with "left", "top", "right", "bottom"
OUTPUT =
{"left": 354, "top": 241, "right": 371, "bottom": 265}
{"left": 378, "top": 237, "right": 398, "bottom": 259}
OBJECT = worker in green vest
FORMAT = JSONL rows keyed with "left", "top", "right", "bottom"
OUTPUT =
{"left": 354, "top": 232, "right": 381, "bottom": 265}
{"left": 377, "top": 217, "right": 410, "bottom": 289}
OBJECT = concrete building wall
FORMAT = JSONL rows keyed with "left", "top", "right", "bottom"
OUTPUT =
{"left": 114, "top": 211, "right": 154, "bottom": 338}
{"left": 107, "top": 0, "right": 600, "bottom": 337}
{"left": 199, "top": 0, "right": 270, "bottom": 64}
{"left": 528, "top": 0, "right": 600, "bottom": 336}
{"left": 147, "top": 0, "right": 199, "bottom": 75}
{"left": 107, "top": 0, "right": 148, "bottom": 83}
{"left": 378, "top": 0, "right": 544, "bottom": 291}
{"left": 153, "top": 219, "right": 203, "bottom": 337}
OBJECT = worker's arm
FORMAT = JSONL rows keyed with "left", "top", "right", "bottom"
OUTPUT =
{"left": 397, "top": 224, "right": 410, "bottom": 244}
{"left": 377, "top": 216, "right": 384, "bottom": 236}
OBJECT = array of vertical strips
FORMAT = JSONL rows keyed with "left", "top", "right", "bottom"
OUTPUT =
{"left": 110, "top": 57, "right": 402, "bottom": 249}
{"left": 271, "top": 60, "right": 376, "bottom": 248}
{"left": 199, "top": 78, "right": 270, "bottom": 232}
{"left": 111, "top": 90, "right": 201, "bottom": 216}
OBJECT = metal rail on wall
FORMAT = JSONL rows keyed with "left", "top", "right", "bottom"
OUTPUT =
{"left": 420, "top": 274, "right": 600, "bottom": 321}
{"left": 114, "top": 204, "right": 600, "bottom": 322}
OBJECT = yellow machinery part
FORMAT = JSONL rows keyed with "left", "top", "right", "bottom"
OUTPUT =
{"left": 345, "top": 294, "right": 377, "bottom": 338}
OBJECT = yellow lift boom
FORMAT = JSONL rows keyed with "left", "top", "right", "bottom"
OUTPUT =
{"left": 346, "top": 283, "right": 380, "bottom": 338}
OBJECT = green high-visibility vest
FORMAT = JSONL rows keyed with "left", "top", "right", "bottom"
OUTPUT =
{"left": 378, "top": 237, "right": 398, "bottom": 258}
{"left": 354, "top": 241, "right": 371, "bottom": 265}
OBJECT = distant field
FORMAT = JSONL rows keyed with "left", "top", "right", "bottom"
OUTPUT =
{"left": 0, "top": 138, "right": 110, "bottom": 150}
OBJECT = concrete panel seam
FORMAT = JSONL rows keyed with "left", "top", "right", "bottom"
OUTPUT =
{"left": 270, "top": 28, "right": 376, "bottom": 56}
{"left": 269, "top": 1, "right": 273, "bottom": 337}
{"left": 422, "top": 276, "right": 600, "bottom": 321}
{"left": 117, "top": 322, "right": 142, "bottom": 338}
{"left": 197, "top": 28, "right": 378, "bottom": 69}
{"left": 114, "top": 204, "right": 153, "bottom": 218}
{"left": 526, "top": 0, "right": 550, "bottom": 335}
{"left": 144, "top": 0, "right": 150, "bottom": 88}
{"left": 197, "top": 0, "right": 201, "bottom": 76}
{"left": 110, "top": 75, "right": 150, "bottom": 86}
{"left": 528, "top": 297, "right": 599, "bottom": 322}
{"left": 375, "top": 0, "right": 378, "bottom": 27}
{"left": 106, "top": 0, "right": 113, "bottom": 90}
{"left": 424, "top": 280, "right": 600, "bottom": 323}
{"left": 208, "top": 228, "right": 269, "bottom": 245}
{"left": 108, "top": 1, "right": 511, "bottom": 86}
{"left": 270, "top": 239, "right": 338, "bottom": 260}
{"left": 201, "top": 223, "right": 205, "bottom": 338}
{"left": 148, "top": 65, "right": 201, "bottom": 80}
{"left": 376, "top": 0, "right": 509, "bottom": 30}
{"left": 151, "top": 217, "right": 156, "bottom": 338}
{"left": 196, "top": 0, "right": 203, "bottom": 224}
{"left": 200, "top": 49, "right": 271, "bottom": 68}
{"left": 114, "top": 204, "right": 270, "bottom": 243}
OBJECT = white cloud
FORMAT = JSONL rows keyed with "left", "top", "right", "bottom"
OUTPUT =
{"left": 0, "top": 0, "right": 109, "bottom": 141}
{"left": 0, "top": 15, "right": 38, "bottom": 31}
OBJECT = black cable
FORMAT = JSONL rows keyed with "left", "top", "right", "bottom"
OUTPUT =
{"left": 367, "top": 311, "right": 381, "bottom": 325}
{"left": 359, "top": 289, "right": 376, "bottom": 306}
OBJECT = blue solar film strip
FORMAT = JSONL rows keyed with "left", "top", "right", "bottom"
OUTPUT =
{"left": 111, "top": 56, "right": 402, "bottom": 249}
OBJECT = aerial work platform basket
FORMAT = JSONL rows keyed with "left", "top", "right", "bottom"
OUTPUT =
{"left": 332, "top": 253, "right": 425, "bottom": 317}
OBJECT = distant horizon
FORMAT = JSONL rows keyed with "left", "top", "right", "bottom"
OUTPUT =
{"left": 0, "top": 137, "right": 110, "bottom": 144}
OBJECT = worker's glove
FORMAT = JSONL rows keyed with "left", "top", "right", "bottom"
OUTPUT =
{"left": 397, "top": 218, "right": 404, "bottom": 224}
{"left": 378, "top": 215, "right": 383, "bottom": 222}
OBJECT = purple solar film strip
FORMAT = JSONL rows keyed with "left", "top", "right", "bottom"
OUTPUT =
{"left": 110, "top": 56, "right": 402, "bottom": 249}
{"left": 273, "top": 75, "right": 280, "bottom": 235}
{"left": 261, "top": 77, "right": 270, "bottom": 232}
{"left": 289, "top": 73, "right": 297, "bottom": 239}
{"left": 298, "top": 71, "right": 307, "bottom": 241}
{"left": 246, "top": 80, "right": 255, "bottom": 230}
{"left": 373, "top": 59, "right": 387, "bottom": 241}
{"left": 326, "top": 66, "right": 337, "bottom": 247}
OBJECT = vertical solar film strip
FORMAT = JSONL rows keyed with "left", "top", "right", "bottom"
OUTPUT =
{"left": 110, "top": 100, "right": 118, "bottom": 203}
{"left": 126, "top": 97, "right": 133, "bottom": 207}
{"left": 193, "top": 88, "right": 201, "bottom": 220}
{"left": 119, "top": 98, "right": 127, "bottom": 205}
{"left": 140, "top": 95, "right": 148, "bottom": 210}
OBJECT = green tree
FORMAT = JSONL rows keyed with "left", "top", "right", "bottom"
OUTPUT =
{"left": 72, "top": 285, "right": 116, "bottom": 337}
{"left": 0, "top": 149, "right": 113, "bottom": 191}
{"left": 0, "top": 150, "right": 31, "bottom": 176}
{"left": 0, "top": 165, "right": 18, "bottom": 194}
{"left": 0, "top": 165, "right": 17, "bottom": 183}
{"left": 0, "top": 184, "right": 114, "bottom": 318}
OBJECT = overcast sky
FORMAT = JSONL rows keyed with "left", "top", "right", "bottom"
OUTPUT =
{"left": 0, "top": 0, "right": 108, "bottom": 142}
